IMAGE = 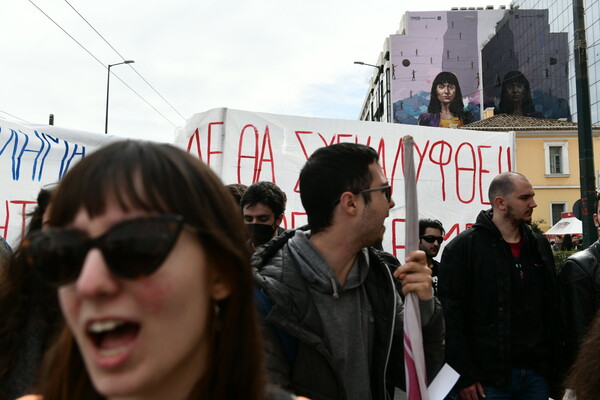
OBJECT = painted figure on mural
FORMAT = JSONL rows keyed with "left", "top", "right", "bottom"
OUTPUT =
{"left": 498, "top": 71, "right": 544, "bottom": 118}
{"left": 418, "top": 71, "right": 474, "bottom": 128}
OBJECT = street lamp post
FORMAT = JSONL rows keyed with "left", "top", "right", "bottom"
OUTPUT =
{"left": 354, "top": 61, "right": 383, "bottom": 74}
{"left": 105, "top": 60, "right": 134, "bottom": 134}
{"left": 354, "top": 61, "right": 388, "bottom": 122}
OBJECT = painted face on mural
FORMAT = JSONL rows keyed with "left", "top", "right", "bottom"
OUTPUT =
{"left": 505, "top": 82, "right": 525, "bottom": 103}
{"left": 436, "top": 83, "right": 456, "bottom": 105}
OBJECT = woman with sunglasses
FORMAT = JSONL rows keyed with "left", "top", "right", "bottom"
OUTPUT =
{"left": 22, "top": 141, "right": 297, "bottom": 400}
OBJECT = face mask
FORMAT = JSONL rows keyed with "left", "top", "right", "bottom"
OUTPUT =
{"left": 247, "top": 224, "right": 276, "bottom": 246}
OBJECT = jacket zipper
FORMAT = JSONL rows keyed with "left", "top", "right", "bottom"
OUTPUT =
{"left": 382, "top": 259, "right": 396, "bottom": 397}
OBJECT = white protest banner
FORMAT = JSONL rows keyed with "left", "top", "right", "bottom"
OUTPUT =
{"left": 0, "top": 120, "right": 120, "bottom": 246}
{"left": 175, "top": 108, "right": 515, "bottom": 259}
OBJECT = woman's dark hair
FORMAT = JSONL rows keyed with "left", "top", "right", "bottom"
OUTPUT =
{"left": 299, "top": 143, "right": 378, "bottom": 234}
{"left": 561, "top": 234, "right": 574, "bottom": 251}
{"left": 427, "top": 71, "right": 471, "bottom": 123}
{"left": 0, "top": 187, "right": 61, "bottom": 400}
{"left": 36, "top": 140, "right": 265, "bottom": 400}
{"left": 498, "top": 71, "right": 536, "bottom": 115}
{"left": 565, "top": 310, "right": 600, "bottom": 399}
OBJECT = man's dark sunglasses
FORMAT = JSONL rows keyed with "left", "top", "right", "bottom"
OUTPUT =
{"left": 22, "top": 214, "right": 188, "bottom": 286}
{"left": 360, "top": 184, "right": 392, "bottom": 202}
{"left": 420, "top": 235, "right": 444, "bottom": 244}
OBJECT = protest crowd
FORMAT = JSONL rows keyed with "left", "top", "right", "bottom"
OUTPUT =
{"left": 1, "top": 140, "right": 600, "bottom": 400}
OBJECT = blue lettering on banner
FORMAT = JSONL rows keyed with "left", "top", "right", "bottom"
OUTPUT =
{"left": 0, "top": 126, "right": 86, "bottom": 181}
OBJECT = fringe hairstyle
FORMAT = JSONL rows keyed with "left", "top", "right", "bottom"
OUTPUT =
{"left": 35, "top": 141, "right": 265, "bottom": 400}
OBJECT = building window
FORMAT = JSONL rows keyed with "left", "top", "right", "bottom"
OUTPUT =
{"left": 544, "top": 142, "right": 569, "bottom": 176}
{"left": 549, "top": 146, "right": 562, "bottom": 173}
{"left": 551, "top": 202, "right": 567, "bottom": 226}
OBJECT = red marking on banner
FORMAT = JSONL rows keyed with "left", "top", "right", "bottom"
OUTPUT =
{"left": 455, "top": 143, "right": 476, "bottom": 204}
{"left": 291, "top": 212, "right": 307, "bottom": 229}
{"left": 478, "top": 146, "right": 492, "bottom": 205}
{"left": 206, "top": 122, "right": 224, "bottom": 167}
{"left": 0, "top": 201, "right": 8, "bottom": 239}
{"left": 237, "top": 124, "right": 260, "bottom": 183}
{"left": 391, "top": 218, "right": 405, "bottom": 257}
{"left": 255, "top": 125, "right": 276, "bottom": 182}
{"left": 11, "top": 200, "right": 36, "bottom": 240}
{"left": 429, "top": 141, "right": 453, "bottom": 201}
{"left": 187, "top": 128, "right": 202, "bottom": 159}
{"left": 390, "top": 138, "right": 405, "bottom": 198}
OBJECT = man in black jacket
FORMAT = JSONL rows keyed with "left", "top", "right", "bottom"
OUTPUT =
{"left": 253, "top": 143, "right": 444, "bottom": 400}
{"left": 559, "top": 193, "right": 600, "bottom": 370}
{"left": 439, "top": 171, "right": 561, "bottom": 400}
{"left": 419, "top": 218, "right": 445, "bottom": 295}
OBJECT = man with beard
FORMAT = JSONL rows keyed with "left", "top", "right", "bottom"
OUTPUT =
{"left": 438, "top": 172, "right": 562, "bottom": 400}
{"left": 241, "top": 181, "right": 287, "bottom": 248}
{"left": 252, "top": 143, "right": 444, "bottom": 400}
{"left": 419, "top": 219, "right": 445, "bottom": 295}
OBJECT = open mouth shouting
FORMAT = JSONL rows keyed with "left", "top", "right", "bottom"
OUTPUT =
{"left": 87, "top": 319, "right": 141, "bottom": 369}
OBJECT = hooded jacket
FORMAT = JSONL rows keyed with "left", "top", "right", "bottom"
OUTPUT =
{"left": 253, "top": 230, "right": 444, "bottom": 400}
{"left": 439, "top": 209, "right": 561, "bottom": 390}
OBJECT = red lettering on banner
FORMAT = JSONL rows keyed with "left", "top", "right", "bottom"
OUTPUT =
{"left": 376, "top": 138, "right": 387, "bottom": 177}
{"left": 336, "top": 134, "right": 353, "bottom": 143}
{"left": 478, "top": 146, "right": 492, "bottom": 205}
{"left": 186, "top": 122, "right": 224, "bottom": 165}
{"left": 414, "top": 140, "right": 430, "bottom": 182}
{"left": 316, "top": 132, "right": 335, "bottom": 146}
{"left": 280, "top": 214, "right": 288, "bottom": 230}
{"left": 11, "top": 200, "right": 36, "bottom": 240}
{"left": 206, "top": 122, "right": 224, "bottom": 167}
{"left": 255, "top": 126, "right": 276, "bottom": 182}
{"left": 293, "top": 131, "right": 314, "bottom": 193}
{"left": 295, "top": 131, "right": 313, "bottom": 161}
{"left": 390, "top": 137, "right": 404, "bottom": 196}
{"left": 455, "top": 143, "right": 476, "bottom": 204}
{"left": 498, "top": 146, "right": 512, "bottom": 172}
{"left": 237, "top": 125, "right": 260, "bottom": 183}
{"left": 429, "top": 141, "right": 453, "bottom": 201}
{"left": 0, "top": 200, "right": 37, "bottom": 242}
{"left": 0, "top": 201, "right": 8, "bottom": 239}
{"left": 291, "top": 212, "right": 307, "bottom": 229}
{"left": 391, "top": 218, "right": 405, "bottom": 257}
{"left": 187, "top": 128, "right": 203, "bottom": 160}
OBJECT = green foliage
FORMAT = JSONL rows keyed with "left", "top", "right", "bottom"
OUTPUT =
{"left": 554, "top": 250, "right": 578, "bottom": 273}
{"left": 529, "top": 219, "right": 545, "bottom": 234}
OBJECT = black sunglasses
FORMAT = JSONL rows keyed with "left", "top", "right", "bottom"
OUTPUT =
{"left": 22, "top": 214, "right": 187, "bottom": 286}
{"left": 420, "top": 235, "right": 444, "bottom": 244}
{"left": 360, "top": 184, "right": 392, "bottom": 202}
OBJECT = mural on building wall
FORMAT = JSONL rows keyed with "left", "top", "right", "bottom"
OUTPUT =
{"left": 481, "top": 9, "right": 571, "bottom": 120}
{"left": 391, "top": 9, "right": 570, "bottom": 126}
{"left": 391, "top": 10, "right": 506, "bottom": 126}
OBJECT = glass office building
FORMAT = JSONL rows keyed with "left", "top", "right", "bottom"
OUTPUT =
{"left": 512, "top": 0, "right": 600, "bottom": 124}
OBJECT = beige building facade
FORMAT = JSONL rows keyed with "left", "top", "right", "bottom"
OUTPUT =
{"left": 465, "top": 114, "right": 600, "bottom": 232}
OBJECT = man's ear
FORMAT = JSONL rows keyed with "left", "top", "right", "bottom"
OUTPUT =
{"left": 338, "top": 191, "right": 359, "bottom": 216}
{"left": 274, "top": 214, "right": 284, "bottom": 227}
{"left": 211, "top": 270, "right": 232, "bottom": 301}
{"left": 493, "top": 195, "right": 506, "bottom": 211}
{"left": 594, "top": 213, "right": 599, "bottom": 228}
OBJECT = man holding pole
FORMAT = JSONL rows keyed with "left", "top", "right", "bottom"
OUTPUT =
{"left": 253, "top": 143, "right": 444, "bottom": 400}
{"left": 438, "top": 171, "right": 562, "bottom": 400}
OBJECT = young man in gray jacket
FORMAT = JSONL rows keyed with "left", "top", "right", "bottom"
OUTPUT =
{"left": 253, "top": 143, "right": 444, "bottom": 400}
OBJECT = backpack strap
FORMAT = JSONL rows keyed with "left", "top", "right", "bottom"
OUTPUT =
{"left": 254, "top": 286, "right": 298, "bottom": 365}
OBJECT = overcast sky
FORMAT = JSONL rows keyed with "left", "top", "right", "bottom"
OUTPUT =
{"left": 2, "top": 0, "right": 510, "bottom": 143}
